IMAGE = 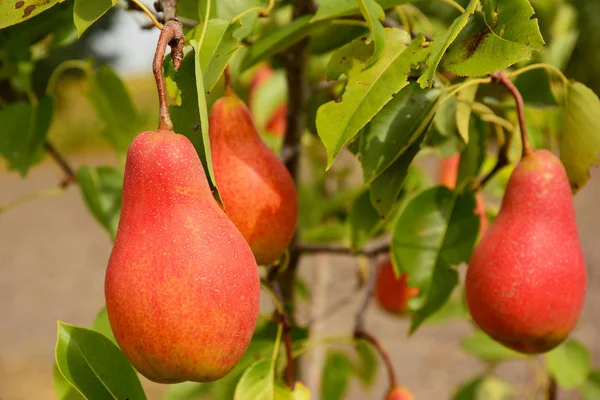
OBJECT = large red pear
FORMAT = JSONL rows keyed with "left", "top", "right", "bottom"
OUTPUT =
{"left": 105, "top": 130, "right": 260, "bottom": 383}
{"left": 209, "top": 90, "right": 298, "bottom": 265}
{"left": 466, "top": 150, "right": 587, "bottom": 354}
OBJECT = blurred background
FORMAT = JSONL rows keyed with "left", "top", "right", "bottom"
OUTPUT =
{"left": 1, "top": 0, "right": 600, "bottom": 399}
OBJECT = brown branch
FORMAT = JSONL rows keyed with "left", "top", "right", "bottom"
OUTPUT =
{"left": 158, "top": 0, "right": 178, "bottom": 23}
{"left": 490, "top": 71, "right": 533, "bottom": 159}
{"left": 266, "top": 269, "right": 295, "bottom": 389}
{"left": 296, "top": 242, "right": 390, "bottom": 258}
{"left": 44, "top": 141, "right": 77, "bottom": 188}
{"left": 126, "top": 1, "right": 197, "bottom": 28}
{"left": 354, "top": 328, "right": 398, "bottom": 388}
{"left": 547, "top": 375, "right": 557, "bottom": 400}
{"left": 152, "top": 20, "right": 184, "bottom": 131}
{"left": 354, "top": 256, "right": 380, "bottom": 331}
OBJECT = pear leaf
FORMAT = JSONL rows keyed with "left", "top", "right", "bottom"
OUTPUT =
{"left": 0, "top": 0, "right": 64, "bottom": 29}
{"left": 546, "top": 340, "right": 592, "bottom": 389}
{"left": 73, "top": 0, "right": 117, "bottom": 37}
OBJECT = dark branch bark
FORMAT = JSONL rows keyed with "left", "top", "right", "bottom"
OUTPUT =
{"left": 354, "top": 328, "right": 398, "bottom": 388}
{"left": 159, "top": 0, "right": 178, "bottom": 23}
{"left": 354, "top": 257, "right": 380, "bottom": 331}
{"left": 44, "top": 142, "right": 77, "bottom": 188}
{"left": 296, "top": 242, "right": 390, "bottom": 257}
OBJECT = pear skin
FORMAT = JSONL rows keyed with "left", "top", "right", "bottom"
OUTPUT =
{"left": 105, "top": 130, "right": 260, "bottom": 383}
{"left": 465, "top": 150, "right": 587, "bottom": 354}
{"left": 386, "top": 385, "right": 415, "bottom": 400}
{"left": 374, "top": 258, "right": 419, "bottom": 316}
{"left": 209, "top": 91, "right": 298, "bottom": 265}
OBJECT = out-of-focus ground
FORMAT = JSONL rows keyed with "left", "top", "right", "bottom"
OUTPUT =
{"left": 1, "top": 77, "right": 599, "bottom": 400}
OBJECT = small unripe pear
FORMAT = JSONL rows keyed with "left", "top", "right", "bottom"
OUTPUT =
{"left": 466, "top": 150, "right": 587, "bottom": 354}
{"left": 375, "top": 258, "right": 419, "bottom": 316}
{"left": 386, "top": 385, "right": 415, "bottom": 400}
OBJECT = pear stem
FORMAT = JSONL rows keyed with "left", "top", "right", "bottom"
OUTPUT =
{"left": 223, "top": 65, "right": 233, "bottom": 94}
{"left": 152, "top": 20, "right": 184, "bottom": 131}
{"left": 491, "top": 70, "right": 533, "bottom": 159}
{"left": 44, "top": 141, "right": 77, "bottom": 188}
{"left": 354, "top": 328, "right": 398, "bottom": 388}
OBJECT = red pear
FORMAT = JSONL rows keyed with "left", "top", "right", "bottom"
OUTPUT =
{"left": 105, "top": 130, "right": 260, "bottom": 383}
{"left": 439, "top": 154, "right": 489, "bottom": 235}
{"left": 386, "top": 385, "right": 415, "bottom": 400}
{"left": 209, "top": 90, "right": 298, "bottom": 265}
{"left": 466, "top": 149, "right": 587, "bottom": 354}
{"left": 375, "top": 258, "right": 419, "bottom": 316}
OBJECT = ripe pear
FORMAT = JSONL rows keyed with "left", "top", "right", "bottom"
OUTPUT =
{"left": 465, "top": 149, "right": 587, "bottom": 354}
{"left": 209, "top": 90, "right": 298, "bottom": 265}
{"left": 386, "top": 385, "right": 415, "bottom": 400}
{"left": 105, "top": 129, "right": 260, "bottom": 383}
{"left": 374, "top": 258, "right": 419, "bottom": 316}
{"left": 439, "top": 154, "right": 489, "bottom": 235}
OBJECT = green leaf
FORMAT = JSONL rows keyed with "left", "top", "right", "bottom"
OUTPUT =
{"left": 86, "top": 64, "right": 140, "bottom": 156}
{"left": 320, "top": 352, "right": 353, "bottom": 400}
{"left": 360, "top": 83, "right": 440, "bottom": 183}
{"left": 312, "top": 0, "right": 410, "bottom": 21}
{"left": 55, "top": 321, "right": 146, "bottom": 400}
{"left": 250, "top": 69, "right": 287, "bottom": 133}
{"left": 456, "top": 84, "right": 479, "bottom": 143}
{"left": 318, "top": 30, "right": 430, "bottom": 167}
{"left": 353, "top": 340, "right": 378, "bottom": 388}
{"left": 241, "top": 15, "right": 327, "bottom": 70}
{"left": 348, "top": 190, "right": 384, "bottom": 250}
{"left": 198, "top": 19, "right": 243, "bottom": 93}
{"left": 456, "top": 114, "right": 488, "bottom": 189}
{"left": 452, "top": 375, "right": 511, "bottom": 400}
{"left": 581, "top": 370, "right": 600, "bottom": 400}
{"left": 234, "top": 359, "right": 274, "bottom": 400}
{"left": 91, "top": 306, "right": 116, "bottom": 345}
{"left": 53, "top": 361, "right": 85, "bottom": 400}
{"left": 443, "top": 0, "right": 545, "bottom": 77}
{"left": 461, "top": 330, "right": 525, "bottom": 361}
{"left": 546, "top": 340, "right": 592, "bottom": 389}
{"left": 356, "top": 0, "right": 385, "bottom": 66}
{"left": 560, "top": 81, "right": 600, "bottom": 193}
{"left": 417, "top": 0, "right": 478, "bottom": 87}
{"left": 73, "top": 0, "right": 117, "bottom": 37}
{"left": 513, "top": 69, "right": 557, "bottom": 108}
{"left": 0, "top": 96, "right": 54, "bottom": 176}
{"left": 0, "top": 0, "right": 63, "bottom": 29}
{"left": 391, "top": 186, "right": 479, "bottom": 333}
{"left": 163, "top": 381, "right": 212, "bottom": 400}
{"left": 274, "top": 382, "right": 312, "bottom": 400}
{"left": 76, "top": 166, "right": 123, "bottom": 241}
{"left": 167, "top": 47, "right": 220, "bottom": 200}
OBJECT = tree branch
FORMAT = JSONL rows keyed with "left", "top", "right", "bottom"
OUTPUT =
{"left": 354, "top": 257, "right": 380, "bottom": 331}
{"left": 547, "top": 375, "right": 557, "bottom": 400}
{"left": 354, "top": 328, "right": 398, "bottom": 388}
{"left": 296, "top": 242, "right": 390, "bottom": 258}
{"left": 126, "top": 0, "right": 197, "bottom": 28}
{"left": 473, "top": 130, "right": 511, "bottom": 192}
{"left": 157, "top": 0, "right": 178, "bottom": 23}
{"left": 44, "top": 141, "right": 77, "bottom": 188}
{"left": 490, "top": 71, "right": 533, "bottom": 158}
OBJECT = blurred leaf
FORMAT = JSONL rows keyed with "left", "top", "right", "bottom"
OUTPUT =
{"left": 76, "top": 165, "right": 123, "bottom": 241}
{"left": 295, "top": 278, "right": 311, "bottom": 303}
{"left": 560, "top": 81, "right": 600, "bottom": 193}
{"left": 241, "top": 16, "right": 327, "bottom": 70}
{"left": 580, "top": 370, "right": 600, "bottom": 400}
{"left": 234, "top": 359, "right": 274, "bottom": 400}
{"left": 456, "top": 114, "right": 488, "bottom": 189}
{"left": 356, "top": 0, "right": 385, "bottom": 66}
{"left": 274, "top": 381, "right": 311, "bottom": 400}
{"left": 320, "top": 352, "right": 352, "bottom": 400}
{"left": 392, "top": 186, "right": 479, "bottom": 333}
{"left": 309, "top": 24, "right": 367, "bottom": 55}
{"left": 348, "top": 190, "right": 384, "bottom": 250}
{"left": 312, "top": 0, "right": 410, "bottom": 21}
{"left": 91, "top": 306, "right": 116, "bottom": 345}
{"left": 0, "top": 95, "right": 54, "bottom": 176}
{"left": 87, "top": 64, "right": 140, "bottom": 156}
{"left": 360, "top": 83, "right": 440, "bottom": 183}
{"left": 251, "top": 69, "right": 287, "bottom": 133}
{"left": 73, "top": 0, "right": 117, "bottom": 37}
{"left": 53, "top": 362, "right": 85, "bottom": 400}
{"left": 456, "top": 84, "right": 479, "bottom": 143}
{"left": 443, "top": 0, "right": 545, "bottom": 76}
{"left": 513, "top": 69, "right": 557, "bottom": 107}
{"left": 301, "top": 222, "right": 348, "bottom": 244}
{"left": 318, "top": 30, "right": 430, "bottom": 167}
{"left": 452, "top": 375, "right": 511, "bottom": 400}
{"left": 164, "top": 381, "right": 211, "bottom": 400}
{"left": 353, "top": 340, "right": 378, "bottom": 388}
{"left": 425, "top": 293, "right": 468, "bottom": 325}
{"left": 0, "top": 0, "right": 63, "bottom": 29}
{"left": 55, "top": 321, "right": 146, "bottom": 400}
{"left": 461, "top": 330, "right": 525, "bottom": 361}
{"left": 418, "top": 0, "right": 478, "bottom": 87}
{"left": 546, "top": 340, "right": 591, "bottom": 389}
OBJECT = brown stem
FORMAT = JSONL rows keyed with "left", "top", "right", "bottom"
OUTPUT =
{"left": 152, "top": 20, "right": 184, "bottom": 131}
{"left": 547, "top": 375, "right": 557, "bottom": 400}
{"left": 354, "top": 328, "right": 397, "bottom": 387}
{"left": 159, "top": 0, "right": 178, "bottom": 22}
{"left": 296, "top": 242, "right": 390, "bottom": 258}
{"left": 127, "top": 0, "right": 197, "bottom": 27}
{"left": 224, "top": 65, "right": 232, "bottom": 92}
{"left": 267, "top": 268, "right": 295, "bottom": 389}
{"left": 473, "top": 129, "right": 511, "bottom": 191}
{"left": 354, "top": 257, "right": 380, "bottom": 331}
{"left": 490, "top": 71, "right": 533, "bottom": 159}
{"left": 44, "top": 141, "right": 77, "bottom": 188}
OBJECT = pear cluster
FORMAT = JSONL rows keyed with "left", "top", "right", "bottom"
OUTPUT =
{"left": 105, "top": 81, "right": 298, "bottom": 382}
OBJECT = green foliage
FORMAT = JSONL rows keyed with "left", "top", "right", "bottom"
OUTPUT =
{"left": 461, "top": 330, "right": 525, "bottom": 362}
{"left": 546, "top": 340, "right": 592, "bottom": 389}
{"left": 74, "top": 0, "right": 117, "bottom": 37}
{"left": 55, "top": 321, "right": 146, "bottom": 399}
{"left": 0, "top": 0, "right": 63, "bottom": 29}
{"left": 320, "top": 352, "right": 353, "bottom": 400}
{"left": 452, "top": 375, "right": 512, "bottom": 400}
